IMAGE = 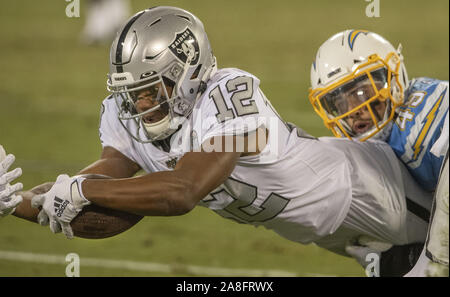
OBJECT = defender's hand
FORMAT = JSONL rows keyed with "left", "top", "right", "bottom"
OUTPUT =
{"left": 0, "top": 146, "right": 23, "bottom": 218}
{"left": 31, "top": 174, "right": 91, "bottom": 239}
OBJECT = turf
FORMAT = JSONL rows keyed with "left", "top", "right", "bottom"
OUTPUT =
{"left": 0, "top": 0, "right": 448, "bottom": 277}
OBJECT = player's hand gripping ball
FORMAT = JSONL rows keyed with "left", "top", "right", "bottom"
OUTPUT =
{"left": 31, "top": 174, "right": 142, "bottom": 239}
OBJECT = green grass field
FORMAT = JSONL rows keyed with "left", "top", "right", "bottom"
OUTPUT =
{"left": 0, "top": 0, "right": 448, "bottom": 277}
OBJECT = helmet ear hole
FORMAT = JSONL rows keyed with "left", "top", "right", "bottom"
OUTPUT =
{"left": 162, "top": 76, "right": 175, "bottom": 89}
{"left": 190, "top": 64, "right": 202, "bottom": 80}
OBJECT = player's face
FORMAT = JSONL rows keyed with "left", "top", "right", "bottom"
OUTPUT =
{"left": 317, "top": 68, "right": 390, "bottom": 137}
{"left": 341, "top": 81, "right": 387, "bottom": 135}
{"left": 132, "top": 82, "right": 173, "bottom": 124}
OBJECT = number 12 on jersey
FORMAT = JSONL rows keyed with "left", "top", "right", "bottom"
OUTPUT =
{"left": 209, "top": 76, "right": 259, "bottom": 123}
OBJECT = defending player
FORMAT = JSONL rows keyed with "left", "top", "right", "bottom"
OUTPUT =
{"left": 309, "top": 30, "right": 449, "bottom": 276}
{"left": 3, "top": 8, "right": 431, "bottom": 274}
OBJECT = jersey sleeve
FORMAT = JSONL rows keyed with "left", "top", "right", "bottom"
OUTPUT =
{"left": 389, "top": 78, "right": 449, "bottom": 190}
{"left": 98, "top": 96, "right": 138, "bottom": 163}
{"left": 193, "top": 69, "right": 272, "bottom": 145}
{"left": 430, "top": 111, "right": 449, "bottom": 158}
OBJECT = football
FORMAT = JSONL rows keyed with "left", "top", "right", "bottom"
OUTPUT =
{"left": 71, "top": 203, "right": 143, "bottom": 239}
{"left": 29, "top": 174, "right": 143, "bottom": 239}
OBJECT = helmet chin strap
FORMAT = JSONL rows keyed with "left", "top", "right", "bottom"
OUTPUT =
{"left": 142, "top": 114, "right": 173, "bottom": 140}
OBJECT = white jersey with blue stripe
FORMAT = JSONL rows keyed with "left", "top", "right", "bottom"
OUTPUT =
{"left": 388, "top": 77, "right": 449, "bottom": 191}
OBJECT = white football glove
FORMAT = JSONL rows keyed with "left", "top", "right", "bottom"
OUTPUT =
{"left": 31, "top": 174, "right": 90, "bottom": 239}
{"left": 345, "top": 236, "right": 393, "bottom": 269}
{"left": 0, "top": 145, "right": 23, "bottom": 218}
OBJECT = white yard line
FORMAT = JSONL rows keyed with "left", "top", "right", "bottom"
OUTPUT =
{"left": 0, "top": 250, "right": 306, "bottom": 277}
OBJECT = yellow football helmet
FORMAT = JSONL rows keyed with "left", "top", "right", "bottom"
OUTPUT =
{"left": 309, "top": 30, "right": 409, "bottom": 141}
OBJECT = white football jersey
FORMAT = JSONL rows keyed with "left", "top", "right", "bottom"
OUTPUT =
{"left": 99, "top": 68, "right": 428, "bottom": 249}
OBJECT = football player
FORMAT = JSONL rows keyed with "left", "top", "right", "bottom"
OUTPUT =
{"left": 309, "top": 30, "right": 449, "bottom": 276}
{"left": 9, "top": 7, "right": 431, "bottom": 275}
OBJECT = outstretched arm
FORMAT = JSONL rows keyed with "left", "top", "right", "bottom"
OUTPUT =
{"left": 78, "top": 130, "right": 265, "bottom": 216}
{"left": 30, "top": 130, "right": 265, "bottom": 238}
{"left": 83, "top": 150, "right": 241, "bottom": 216}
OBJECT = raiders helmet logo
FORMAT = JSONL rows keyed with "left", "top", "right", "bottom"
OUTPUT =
{"left": 169, "top": 28, "right": 200, "bottom": 65}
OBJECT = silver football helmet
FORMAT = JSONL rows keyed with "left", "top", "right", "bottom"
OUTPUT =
{"left": 107, "top": 6, "right": 217, "bottom": 142}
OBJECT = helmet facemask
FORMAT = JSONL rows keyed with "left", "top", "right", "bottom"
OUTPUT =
{"left": 309, "top": 52, "right": 405, "bottom": 141}
{"left": 108, "top": 61, "right": 195, "bottom": 142}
